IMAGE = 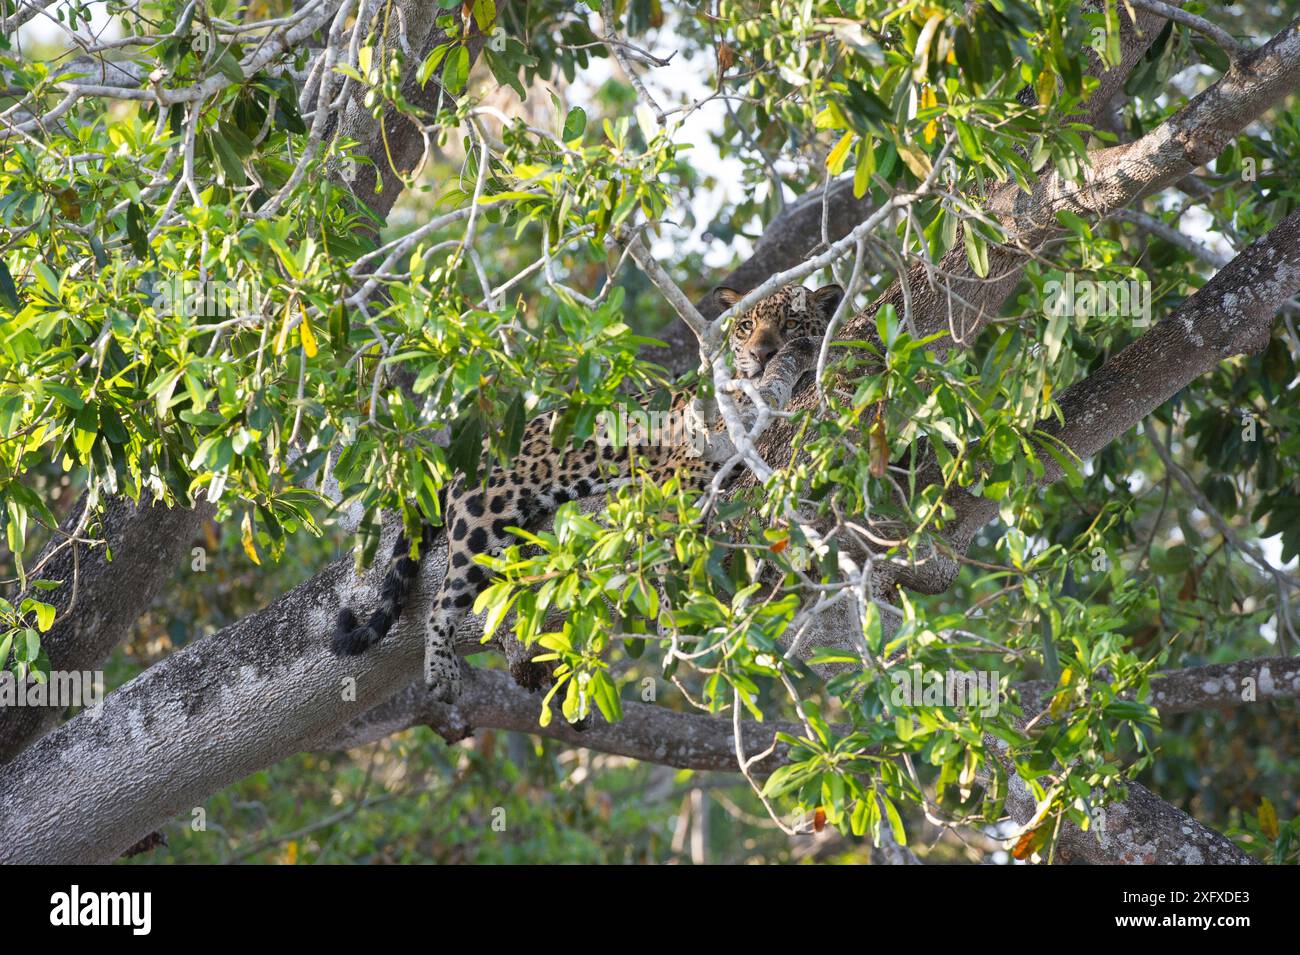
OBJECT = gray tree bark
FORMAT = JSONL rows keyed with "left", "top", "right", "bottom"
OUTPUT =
{"left": 0, "top": 496, "right": 213, "bottom": 764}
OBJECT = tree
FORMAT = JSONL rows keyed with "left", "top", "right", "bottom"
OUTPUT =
{"left": 1, "top": 0, "right": 1297, "bottom": 864}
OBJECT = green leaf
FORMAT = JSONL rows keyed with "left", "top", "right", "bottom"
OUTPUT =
{"left": 880, "top": 793, "right": 906, "bottom": 845}
{"left": 761, "top": 761, "right": 815, "bottom": 799}
{"left": 441, "top": 45, "right": 470, "bottom": 94}
{"left": 501, "top": 393, "right": 526, "bottom": 459}
{"left": 0, "top": 260, "right": 20, "bottom": 310}
{"left": 127, "top": 203, "right": 149, "bottom": 259}
{"left": 32, "top": 261, "right": 59, "bottom": 298}
{"left": 479, "top": 587, "right": 517, "bottom": 642}
{"left": 15, "top": 628, "right": 40, "bottom": 663}
{"left": 562, "top": 106, "right": 587, "bottom": 142}
{"left": 591, "top": 671, "right": 622, "bottom": 723}
{"left": 472, "top": 0, "right": 496, "bottom": 31}
{"left": 153, "top": 369, "right": 182, "bottom": 418}
{"left": 418, "top": 42, "right": 452, "bottom": 86}
{"left": 214, "top": 48, "right": 244, "bottom": 83}
{"left": 853, "top": 138, "right": 875, "bottom": 198}
{"left": 274, "top": 90, "right": 307, "bottom": 134}
{"left": 963, "top": 225, "right": 989, "bottom": 278}
{"left": 446, "top": 411, "right": 484, "bottom": 483}
{"left": 27, "top": 600, "right": 55, "bottom": 632}
{"left": 412, "top": 362, "right": 441, "bottom": 394}
{"left": 88, "top": 234, "right": 108, "bottom": 267}
{"left": 210, "top": 131, "right": 247, "bottom": 185}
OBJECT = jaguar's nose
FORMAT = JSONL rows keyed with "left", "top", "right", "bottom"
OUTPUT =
{"left": 751, "top": 343, "right": 779, "bottom": 367}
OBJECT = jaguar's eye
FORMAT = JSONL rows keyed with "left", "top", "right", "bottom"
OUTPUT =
{"left": 783, "top": 319, "right": 799, "bottom": 333}
{"left": 736, "top": 319, "right": 753, "bottom": 336}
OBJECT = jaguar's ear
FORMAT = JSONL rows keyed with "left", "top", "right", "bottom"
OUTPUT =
{"left": 714, "top": 286, "right": 743, "bottom": 308}
{"left": 811, "top": 283, "right": 845, "bottom": 316}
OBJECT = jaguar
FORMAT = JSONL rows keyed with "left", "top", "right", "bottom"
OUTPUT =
{"left": 332, "top": 282, "right": 844, "bottom": 703}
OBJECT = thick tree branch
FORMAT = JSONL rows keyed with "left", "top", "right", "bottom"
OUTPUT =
{"left": 323, "top": 656, "right": 1287, "bottom": 863}
{"left": 0, "top": 496, "right": 213, "bottom": 764}
{"left": 325, "top": 8, "right": 488, "bottom": 222}
{"left": 0, "top": 522, "right": 452, "bottom": 863}
{"left": 881, "top": 204, "right": 1300, "bottom": 599}
{"left": 312, "top": 667, "right": 807, "bottom": 771}
{"left": 944, "top": 206, "right": 1300, "bottom": 553}
{"left": 1015, "top": 656, "right": 1300, "bottom": 718}
{"left": 849, "top": 12, "right": 1300, "bottom": 359}
{"left": 5, "top": 474, "right": 1283, "bottom": 864}
{"left": 649, "top": 0, "right": 1181, "bottom": 379}
{"left": 1004, "top": 767, "right": 1257, "bottom": 864}
{"left": 326, "top": 657, "right": 1300, "bottom": 751}
{"left": 990, "top": 17, "right": 1298, "bottom": 240}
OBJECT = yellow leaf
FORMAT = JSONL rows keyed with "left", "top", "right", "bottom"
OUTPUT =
{"left": 1048, "top": 668, "right": 1074, "bottom": 719}
{"left": 920, "top": 87, "right": 938, "bottom": 145}
{"left": 869, "top": 413, "right": 888, "bottom": 477}
{"left": 1036, "top": 69, "right": 1056, "bottom": 107}
{"left": 299, "top": 303, "right": 318, "bottom": 358}
{"left": 241, "top": 511, "right": 261, "bottom": 566}
{"left": 1011, "top": 824, "right": 1049, "bottom": 861}
{"left": 826, "top": 131, "right": 854, "bottom": 175}
{"left": 1259, "top": 797, "right": 1279, "bottom": 840}
{"left": 1048, "top": 690, "right": 1071, "bottom": 721}
{"left": 897, "top": 142, "right": 932, "bottom": 180}
{"left": 814, "top": 102, "right": 851, "bottom": 131}
{"left": 511, "top": 162, "right": 546, "bottom": 180}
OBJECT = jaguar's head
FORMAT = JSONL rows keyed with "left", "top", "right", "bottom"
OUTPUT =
{"left": 718, "top": 283, "right": 845, "bottom": 379}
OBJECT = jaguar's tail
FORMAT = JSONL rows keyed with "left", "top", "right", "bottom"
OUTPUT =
{"left": 332, "top": 526, "right": 426, "bottom": 656}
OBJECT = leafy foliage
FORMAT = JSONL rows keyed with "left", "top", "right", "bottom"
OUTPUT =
{"left": 2, "top": 0, "right": 1296, "bottom": 862}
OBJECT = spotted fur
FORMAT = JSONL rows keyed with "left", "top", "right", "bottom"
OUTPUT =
{"left": 332, "top": 282, "right": 844, "bottom": 702}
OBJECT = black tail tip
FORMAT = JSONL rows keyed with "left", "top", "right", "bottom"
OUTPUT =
{"left": 332, "top": 609, "right": 375, "bottom": 656}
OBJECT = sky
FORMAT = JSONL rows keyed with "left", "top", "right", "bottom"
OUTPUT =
{"left": 567, "top": 42, "right": 753, "bottom": 267}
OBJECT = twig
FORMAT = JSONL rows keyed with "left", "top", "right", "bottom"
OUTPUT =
{"left": 1125, "top": 0, "right": 1248, "bottom": 63}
